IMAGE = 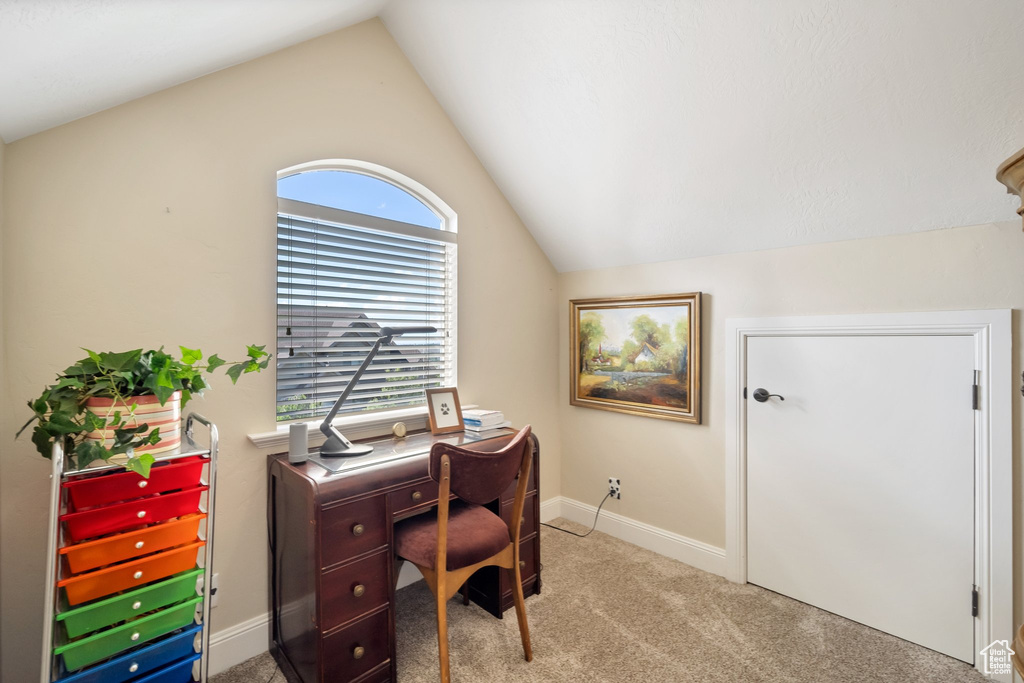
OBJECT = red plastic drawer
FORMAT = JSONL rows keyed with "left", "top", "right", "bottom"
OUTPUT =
{"left": 58, "top": 540, "right": 205, "bottom": 606}
{"left": 60, "top": 513, "right": 206, "bottom": 574}
{"left": 63, "top": 457, "right": 206, "bottom": 510}
{"left": 61, "top": 486, "right": 208, "bottom": 543}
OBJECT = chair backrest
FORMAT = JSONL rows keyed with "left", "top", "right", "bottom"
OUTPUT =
{"left": 428, "top": 426, "right": 533, "bottom": 505}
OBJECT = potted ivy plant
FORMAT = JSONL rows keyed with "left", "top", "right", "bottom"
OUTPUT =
{"left": 17, "top": 344, "right": 271, "bottom": 477}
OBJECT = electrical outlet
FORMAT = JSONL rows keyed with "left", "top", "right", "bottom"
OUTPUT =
{"left": 608, "top": 477, "right": 621, "bottom": 500}
{"left": 210, "top": 573, "right": 219, "bottom": 608}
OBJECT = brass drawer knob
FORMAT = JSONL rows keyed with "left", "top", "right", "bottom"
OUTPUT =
{"left": 352, "top": 523, "right": 365, "bottom": 537}
{"left": 519, "top": 560, "right": 525, "bottom": 569}
{"left": 353, "top": 584, "right": 365, "bottom": 598}
{"left": 353, "top": 645, "right": 365, "bottom": 660}
{"left": 411, "top": 490, "right": 423, "bottom": 502}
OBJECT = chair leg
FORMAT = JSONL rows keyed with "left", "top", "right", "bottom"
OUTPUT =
{"left": 436, "top": 583, "right": 451, "bottom": 683}
{"left": 461, "top": 581, "right": 469, "bottom": 606}
{"left": 510, "top": 562, "right": 533, "bottom": 662}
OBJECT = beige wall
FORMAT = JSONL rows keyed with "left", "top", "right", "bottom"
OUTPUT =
{"left": 0, "top": 133, "right": 6, "bottom": 654}
{"left": 0, "top": 20, "right": 560, "bottom": 681}
{"left": 558, "top": 219, "right": 1023, "bottom": 624}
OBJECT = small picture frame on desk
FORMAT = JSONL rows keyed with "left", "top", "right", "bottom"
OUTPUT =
{"left": 426, "top": 387, "right": 464, "bottom": 434}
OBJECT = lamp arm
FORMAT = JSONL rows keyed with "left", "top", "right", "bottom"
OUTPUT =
{"left": 319, "top": 336, "right": 387, "bottom": 445}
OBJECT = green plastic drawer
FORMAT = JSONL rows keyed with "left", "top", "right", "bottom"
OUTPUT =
{"left": 56, "top": 569, "right": 202, "bottom": 639}
{"left": 54, "top": 596, "right": 202, "bottom": 672}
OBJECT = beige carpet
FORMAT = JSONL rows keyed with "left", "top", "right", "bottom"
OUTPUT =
{"left": 213, "top": 520, "right": 985, "bottom": 683}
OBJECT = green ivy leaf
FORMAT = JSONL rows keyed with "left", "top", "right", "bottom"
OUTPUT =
{"left": 125, "top": 453, "right": 155, "bottom": 478}
{"left": 247, "top": 344, "right": 268, "bottom": 359}
{"left": 179, "top": 346, "right": 202, "bottom": 365}
{"left": 44, "top": 412, "right": 81, "bottom": 435}
{"left": 206, "top": 354, "right": 227, "bottom": 373}
{"left": 98, "top": 349, "right": 142, "bottom": 372}
{"left": 31, "top": 426, "right": 52, "bottom": 457}
{"left": 225, "top": 363, "right": 245, "bottom": 384}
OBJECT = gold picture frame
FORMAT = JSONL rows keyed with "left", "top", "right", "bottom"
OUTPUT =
{"left": 425, "top": 387, "right": 465, "bottom": 434}
{"left": 570, "top": 292, "right": 701, "bottom": 423}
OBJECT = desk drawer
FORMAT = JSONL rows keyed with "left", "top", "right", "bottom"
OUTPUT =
{"left": 500, "top": 494, "right": 536, "bottom": 537}
{"left": 322, "top": 609, "right": 389, "bottom": 682}
{"left": 501, "top": 460, "right": 537, "bottom": 499}
{"left": 322, "top": 496, "right": 386, "bottom": 569}
{"left": 321, "top": 550, "right": 389, "bottom": 632}
{"left": 388, "top": 479, "right": 439, "bottom": 517}
{"left": 518, "top": 537, "right": 537, "bottom": 582}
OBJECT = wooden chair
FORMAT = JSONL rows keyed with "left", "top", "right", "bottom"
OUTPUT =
{"left": 394, "top": 426, "right": 534, "bottom": 683}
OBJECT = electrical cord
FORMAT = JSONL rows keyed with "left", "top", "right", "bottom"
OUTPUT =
{"left": 540, "top": 491, "right": 612, "bottom": 538}
{"left": 262, "top": 661, "right": 280, "bottom": 683}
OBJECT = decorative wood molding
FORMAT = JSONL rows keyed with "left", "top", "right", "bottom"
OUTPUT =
{"left": 996, "top": 145, "right": 1024, "bottom": 229}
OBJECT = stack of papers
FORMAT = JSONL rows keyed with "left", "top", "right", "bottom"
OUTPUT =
{"left": 462, "top": 409, "right": 511, "bottom": 432}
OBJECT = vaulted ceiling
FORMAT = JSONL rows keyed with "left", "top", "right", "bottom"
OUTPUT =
{"left": 2, "top": 0, "right": 1023, "bottom": 271}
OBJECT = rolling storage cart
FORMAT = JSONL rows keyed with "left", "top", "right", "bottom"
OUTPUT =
{"left": 40, "top": 413, "right": 219, "bottom": 683}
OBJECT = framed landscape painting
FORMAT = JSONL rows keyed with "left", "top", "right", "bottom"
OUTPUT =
{"left": 570, "top": 292, "right": 701, "bottom": 423}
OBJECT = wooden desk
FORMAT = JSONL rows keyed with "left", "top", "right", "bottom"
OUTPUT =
{"left": 267, "top": 428, "right": 541, "bottom": 683}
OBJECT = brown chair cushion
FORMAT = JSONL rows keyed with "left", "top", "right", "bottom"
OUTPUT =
{"left": 394, "top": 502, "right": 510, "bottom": 571}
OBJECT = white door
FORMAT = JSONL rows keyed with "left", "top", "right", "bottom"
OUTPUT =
{"left": 746, "top": 334, "right": 975, "bottom": 663}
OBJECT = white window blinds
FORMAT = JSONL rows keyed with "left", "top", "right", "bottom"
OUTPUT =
{"left": 276, "top": 198, "right": 456, "bottom": 422}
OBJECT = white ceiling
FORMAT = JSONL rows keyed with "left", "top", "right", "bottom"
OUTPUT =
{"left": 2, "top": 1, "right": 1023, "bottom": 272}
{"left": 382, "top": 0, "right": 1024, "bottom": 271}
{"left": 0, "top": 0, "right": 386, "bottom": 142}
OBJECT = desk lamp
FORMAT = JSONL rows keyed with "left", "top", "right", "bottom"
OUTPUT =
{"left": 319, "top": 325, "right": 437, "bottom": 457}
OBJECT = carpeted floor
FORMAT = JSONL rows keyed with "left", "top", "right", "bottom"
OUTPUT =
{"left": 213, "top": 519, "right": 985, "bottom": 683}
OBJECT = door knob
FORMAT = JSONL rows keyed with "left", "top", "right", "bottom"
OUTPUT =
{"left": 752, "top": 388, "right": 785, "bottom": 403}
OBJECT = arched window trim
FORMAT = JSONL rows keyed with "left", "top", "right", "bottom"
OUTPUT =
{"left": 277, "top": 159, "right": 458, "bottom": 235}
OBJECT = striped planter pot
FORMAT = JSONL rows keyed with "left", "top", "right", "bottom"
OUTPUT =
{"left": 84, "top": 392, "right": 182, "bottom": 455}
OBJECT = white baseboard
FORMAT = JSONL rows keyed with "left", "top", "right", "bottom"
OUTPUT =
{"left": 208, "top": 612, "right": 271, "bottom": 676}
{"left": 548, "top": 496, "right": 727, "bottom": 577}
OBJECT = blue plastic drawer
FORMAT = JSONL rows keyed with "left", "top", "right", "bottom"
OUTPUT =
{"left": 56, "top": 624, "right": 201, "bottom": 683}
{"left": 132, "top": 652, "right": 201, "bottom": 683}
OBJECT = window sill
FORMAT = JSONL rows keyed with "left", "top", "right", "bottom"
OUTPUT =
{"left": 247, "top": 404, "right": 476, "bottom": 450}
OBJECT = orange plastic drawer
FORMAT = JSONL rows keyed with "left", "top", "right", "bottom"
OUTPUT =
{"left": 61, "top": 485, "right": 207, "bottom": 543}
{"left": 58, "top": 540, "right": 205, "bottom": 606}
{"left": 60, "top": 513, "right": 206, "bottom": 574}
{"left": 63, "top": 456, "right": 206, "bottom": 510}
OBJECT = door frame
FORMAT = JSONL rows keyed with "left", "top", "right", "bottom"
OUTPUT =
{"left": 725, "top": 310, "right": 1012, "bottom": 679}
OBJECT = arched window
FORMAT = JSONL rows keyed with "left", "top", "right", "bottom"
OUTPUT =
{"left": 276, "top": 160, "right": 457, "bottom": 422}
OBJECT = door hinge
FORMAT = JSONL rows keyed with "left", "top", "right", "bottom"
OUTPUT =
{"left": 971, "top": 586, "right": 979, "bottom": 617}
{"left": 972, "top": 370, "right": 980, "bottom": 410}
